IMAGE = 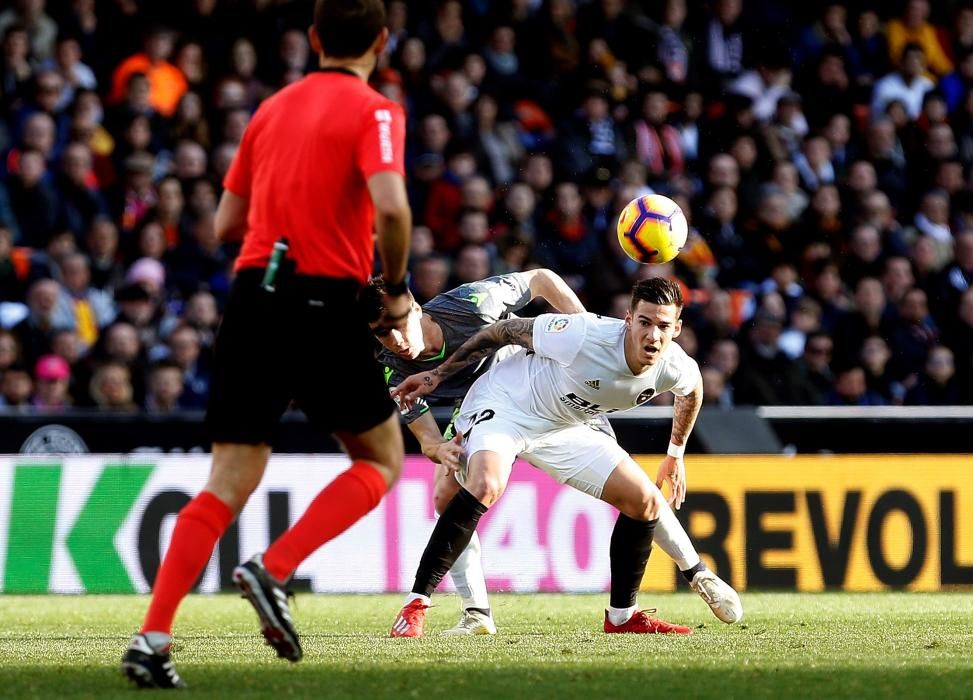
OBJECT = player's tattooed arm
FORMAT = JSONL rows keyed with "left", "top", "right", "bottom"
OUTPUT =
{"left": 395, "top": 319, "right": 535, "bottom": 407}
{"left": 670, "top": 377, "right": 703, "bottom": 448}
{"left": 430, "top": 318, "right": 535, "bottom": 383}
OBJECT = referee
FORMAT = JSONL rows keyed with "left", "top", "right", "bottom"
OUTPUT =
{"left": 123, "top": 0, "right": 411, "bottom": 688}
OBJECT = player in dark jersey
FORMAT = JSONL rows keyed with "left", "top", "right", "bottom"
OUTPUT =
{"left": 364, "top": 269, "right": 585, "bottom": 634}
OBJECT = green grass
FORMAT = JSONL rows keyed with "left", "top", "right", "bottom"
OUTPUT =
{"left": 0, "top": 593, "right": 972, "bottom": 699}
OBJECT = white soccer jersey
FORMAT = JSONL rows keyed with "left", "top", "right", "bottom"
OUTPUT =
{"left": 459, "top": 312, "right": 700, "bottom": 433}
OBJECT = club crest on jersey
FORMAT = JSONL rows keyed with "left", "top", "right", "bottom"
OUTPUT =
{"left": 635, "top": 388, "right": 656, "bottom": 405}
{"left": 547, "top": 317, "right": 570, "bottom": 333}
{"left": 585, "top": 379, "right": 601, "bottom": 390}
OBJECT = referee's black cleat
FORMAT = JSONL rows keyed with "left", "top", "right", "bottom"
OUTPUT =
{"left": 233, "top": 554, "right": 303, "bottom": 662}
{"left": 121, "top": 633, "right": 187, "bottom": 689}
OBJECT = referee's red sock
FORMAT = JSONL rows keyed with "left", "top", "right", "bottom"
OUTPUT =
{"left": 263, "top": 461, "right": 387, "bottom": 582}
{"left": 141, "top": 491, "right": 233, "bottom": 634}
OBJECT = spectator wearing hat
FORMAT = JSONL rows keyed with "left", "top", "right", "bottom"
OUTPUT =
{"left": 32, "top": 352, "right": 71, "bottom": 410}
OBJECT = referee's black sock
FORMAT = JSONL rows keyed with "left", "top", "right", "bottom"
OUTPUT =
{"left": 609, "top": 513, "right": 658, "bottom": 609}
{"left": 412, "top": 488, "right": 488, "bottom": 598}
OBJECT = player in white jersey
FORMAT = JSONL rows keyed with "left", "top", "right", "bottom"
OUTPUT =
{"left": 388, "top": 278, "right": 742, "bottom": 636}
{"left": 363, "top": 269, "right": 586, "bottom": 635}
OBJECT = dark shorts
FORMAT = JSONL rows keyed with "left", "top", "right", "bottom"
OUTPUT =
{"left": 206, "top": 268, "right": 396, "bottom": 445}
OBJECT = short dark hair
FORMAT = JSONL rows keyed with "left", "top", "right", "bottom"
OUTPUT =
{"left": 360, "top": 277, "right": 387, "bottom": 323}
{"left": 630, "top": 278, "right": 683, "bottom": 310}
{"left": 901, "top": 41, "right": 925, "bottom": 57}
{"left": 314, "top": 0, "right": 386, "bottom": 59}
{"left": 149, "top": 358, "right": 183, "bottom": 375}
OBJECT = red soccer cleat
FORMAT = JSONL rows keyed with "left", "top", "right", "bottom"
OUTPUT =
{"left": 390, "top": 600, "right": 429, "bottom": 638}
{"left": 603, "top": 609, "right": 693, "bottom": 635}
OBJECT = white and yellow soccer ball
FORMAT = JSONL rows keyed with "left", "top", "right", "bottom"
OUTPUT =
{"left": 616, "top": 193, "right": 688, "bottom": 264}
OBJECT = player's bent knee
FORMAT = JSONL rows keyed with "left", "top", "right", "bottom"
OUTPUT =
{"left": 465, "top": 476, "right": 505, "bottom": 508}
{"left": 618, "top": 486, "right": 664, "bottom": 522}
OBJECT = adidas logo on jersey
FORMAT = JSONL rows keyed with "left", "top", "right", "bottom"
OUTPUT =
{"left": 585, "top": 379, "right": 601, "bottom": 390}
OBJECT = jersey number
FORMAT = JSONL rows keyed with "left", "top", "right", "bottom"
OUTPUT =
{"left": 464, "top": 409, "right": 495, "bottom": 440}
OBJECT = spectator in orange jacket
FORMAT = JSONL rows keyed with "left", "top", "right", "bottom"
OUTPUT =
{"left": 109, "top": 27, "right": 188, "bottom": 117}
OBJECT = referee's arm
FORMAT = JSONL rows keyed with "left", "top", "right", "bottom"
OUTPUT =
{"left": 368, "top": 171, "right": 411, "bottom": 286}
{"left": 215, "top": 190, "right": 249, "bottom": 242}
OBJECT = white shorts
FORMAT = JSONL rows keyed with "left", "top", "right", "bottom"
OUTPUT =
{"left": 454, "top": 401, "right": 627, "bottom": 499}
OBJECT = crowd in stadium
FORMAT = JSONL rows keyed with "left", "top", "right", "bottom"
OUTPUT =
{"left": 0, "top": 0, "right": 971, "bottom": 413}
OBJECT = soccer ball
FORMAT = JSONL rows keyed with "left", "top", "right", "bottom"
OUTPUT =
{"left": 616, "top": 194, "right": 688, "bottom": 264}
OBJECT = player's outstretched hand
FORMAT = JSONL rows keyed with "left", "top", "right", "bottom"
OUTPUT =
{"left": 655, "top": 455, "right": 687, "bottom": 510}
{"left": 433, "top": 434, "right": 464, "bottom": 472}
{"left": 391, "top": 370, "right": 440, "bottom": 410}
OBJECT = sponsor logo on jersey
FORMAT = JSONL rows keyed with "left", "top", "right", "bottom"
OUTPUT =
{"left": 375, "top": 109, "right": 394, "bottom": 164}
{"left": 585, "top": 379, "right": 601, "bottom": 390}
{"left": 558, "top": 392, "right": 619, "bottom": 416}
{"left": 546, "top": 317, "right": 570, "bottom": 333}
{"left": 467, "top": 292, "right": 487, "bottom": 306}
{"left": 635, "top": 388, "right": 656, "bottom": 405}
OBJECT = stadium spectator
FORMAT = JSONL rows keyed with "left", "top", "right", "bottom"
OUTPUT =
{"left": 0, "top": 0, "right": 969, "bottom": 413}
{"left": 32, "top": 352, "right": 71, "bottom": 410}
{"left": 828, "top": 364, "right": 886, "bottom": 405}
{"left": 905, "top": 344, "right": 963, "bottom": 404}
{"left": 109, "top": 27, "right": 188, "bottom": 117}
{"left": 886, "top": 0, "right": 953, "bottom": 78}
{"left": 89, "top": 360, "right": 137, "bottom": 412}
{"left": 871, "top": 43, "right": 934, "bottom": 119}
{"left": 0, "top": 0, "right": 57, "bottom": 62}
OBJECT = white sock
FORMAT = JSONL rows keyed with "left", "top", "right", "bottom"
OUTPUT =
{"left": 607, "top": 604, "right": 638, "bottom": 626}
{"left": 404, "top": 592, "right": 431, "bottom": 606}
{"left": 653, "top": 502, "right": 701, "bottom": 572}
{"left": 449, "top": 531, "right": 490, "bottom": 611}
{"left": 142, "top": 632, "right": 171, "bottom": 651}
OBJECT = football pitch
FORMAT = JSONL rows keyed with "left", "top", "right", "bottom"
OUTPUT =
{"left": 1, "top": 593, "right": 971, "bottom": 699}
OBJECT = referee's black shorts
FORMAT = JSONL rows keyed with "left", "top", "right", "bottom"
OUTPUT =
{"left": 206, "top": 267, "right": 396, "bottom": 446}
